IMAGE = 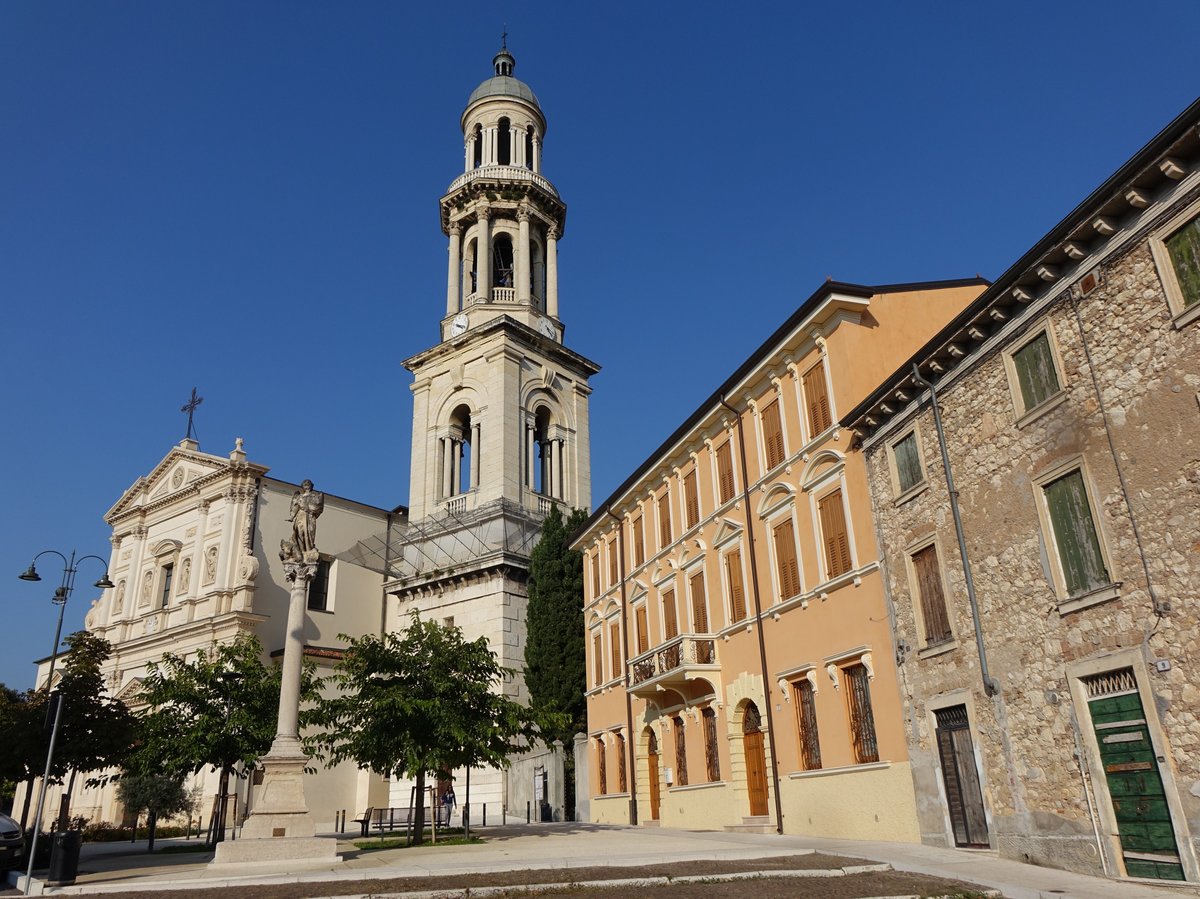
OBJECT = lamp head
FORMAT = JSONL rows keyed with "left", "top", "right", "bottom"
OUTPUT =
{"left": 18, "top": 564, "right": 41, "bottom": 582}
{"left": 94, "top": 574, "right": 115, "bottom": 589}
{"left": 52, "top": 587, "right": 68, "bottom": 605}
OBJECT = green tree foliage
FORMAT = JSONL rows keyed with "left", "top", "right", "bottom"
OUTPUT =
{"left": 0, "top": 684, "right": 39, "bottom": 813}
{"left": 525, "top": 504, "right": 589, "bottom": 742}
{"left": 55, "top": 632, "right": 136, "bottom": 787}
{"left": 116, "top": 775, "right": 189, "bottom": 851}
{"left": 306, "top": 613, "right": 557, "bottom": 842}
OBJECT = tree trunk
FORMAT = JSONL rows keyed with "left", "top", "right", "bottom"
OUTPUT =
{"left": 57, "top": 769, "right": 77, "bottom": 831}
{"left": 214, "top": 765, "right": 231, "bottom": 845}
{"left": 411, "top": 769, "right": 426, "bottom": 844}
{"left": 147, "top": 810, "right": 158, "bottom": 853}
{"left": 19, "top": 778, "right": 34, "bottom": 829}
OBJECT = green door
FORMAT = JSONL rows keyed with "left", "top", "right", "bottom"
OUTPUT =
{"left": 1089, "top": 683, "right": 1185, "bottom": 881}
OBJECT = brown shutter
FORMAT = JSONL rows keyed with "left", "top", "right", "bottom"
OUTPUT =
{"left": 608, "top": 537, "right": 618, "bottom": 585}
{"left": 803, "top": 362, "right": 832, "bottom": 435}
{"left": 662, "top": 589, "right": 678, "bottom": 639}
{"left": 725, "top": 549, "right": 746, "bottom": 622}
{"left": 592, "top": 631, "right": 603, "bottom": 685}
{"left": 609, "top": 621, "right": 621, "bottom": 680}
{"left": 591, "top": 553, "right": 600, "bottom": 598}
{"left": 689, "top": 570, "right": 708, "bottom": 633}
{"left": 716, "top": 441, "right": 735, "bottom": 504}
{"left": 684, "top": 470, "right": 699, "bottom": 529}
{"left": 818, "top": 489, "right": 852, "bottom": 578}
{"left": 636, "top": 605, "right": 649, "bottom": 654}
{"left": 658, "top": 492, "right": 672, "bottom": 548}
{"left": 761, "top": 401, "right": 785, "bottom": 469}
{"left": 633, "top": 516, "right": 645, "bottom": 567}
{"left": 772, "top": 518, "right": 801, "bottom": 599}
{"left": 912, "top": 544, "right": 952, "bottom": 644}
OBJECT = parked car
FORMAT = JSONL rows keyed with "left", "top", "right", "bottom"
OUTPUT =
{"left": 0, "top": 812, "right": 24, "bottom": 872}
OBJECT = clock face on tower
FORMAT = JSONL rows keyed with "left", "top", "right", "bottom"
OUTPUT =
{"left": 450, "top": 313, "right": 469, "bottom": 337}
{"left": 538, "top": 317, "right": 557, "bottom": 339}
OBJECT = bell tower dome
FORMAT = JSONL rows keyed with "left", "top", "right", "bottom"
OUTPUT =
{"left": 440, "top": 44, "right": 566, "bottom": 342}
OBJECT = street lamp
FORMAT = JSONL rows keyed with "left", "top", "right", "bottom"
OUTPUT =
{"left": 18, "top": 550, "right": 114, "bottom": 689}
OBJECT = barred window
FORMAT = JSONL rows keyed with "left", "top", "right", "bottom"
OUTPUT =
{"left": 673, "top": 715, "right": 688, "bottom": 786}
{"left": 596, "top": 737, "right": 607, "bottom": 795}
{"left": 702, "top": 707, "right": 721, "bottom": 782}
{"left": 793, "top": 678, "right": 822, "bottom": 770}
{"left": 844, "top": 663, "right": 879, "bottom": 764}
{"left": 616, "top": 731, "right": 628, "bottom": 793}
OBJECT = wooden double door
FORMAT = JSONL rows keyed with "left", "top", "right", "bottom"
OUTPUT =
{"left": 933, "top": 705, "right": 989, "bottom": 849}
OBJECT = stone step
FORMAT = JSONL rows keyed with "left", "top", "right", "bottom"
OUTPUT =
{"left": 724, "top": 816, "right": 775, "bottom": 834}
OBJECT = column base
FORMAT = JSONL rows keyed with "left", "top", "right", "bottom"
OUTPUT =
{"left": 211, "top": 835, "right": 339, "bottom": 869}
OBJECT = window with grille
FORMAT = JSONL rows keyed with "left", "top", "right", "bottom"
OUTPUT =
{"left": 592, "top": 631, "right": 603, "bottom": 686}
{"left": 1011, "top": 331, "right": 1062, "bottom": 414}
{"left": 773, "top": 518, "right": 801, "bottom": 599}
{"left": 689, "top": 570, "right": 708, "bottom": 633}
{"left": 307, "top": 559, "right": 331, "bottom": 611}
{"left": 912, "top": 544, "right": 952, "bottom": 644}
{"left": 633, "top": 515, "right": 645, "bottom": 567}
{"left": 616, "top": 732, "right": 628, "bottom": 792}
{"left": 892, "top": 431, "right": 924, "bottom": 495}
{"left": 803, "top": 361, "right": 832, "bottom": 436}
{"left": 703, "top": 707, "right": 721, "bottom": 781}
{"left": 725, "top": 549, "right": 746, "bottom": 622}
{"left": 662, "top": 589, "right": 678, "bottom": 640}
{"left": 761, "top": 401, "right": 785, "bottom": 470}
{"left": 608, "top": 537, "right": 618, "bottom": 585}
{"left": 609, "top": 621, "right": 621, "bottom": 680}
{"left": 818, "top": 490, "right": 852, "bottom": 579}
{"left": 684, "top": 470, "right": 699, "bottom": 529}
{"left": 1043, "top": 468, "right": 1110, "bottom": 597}
{"left": 716, "top": 440, "right": 735, "bottom": 504}
{"left": 794, "top": 678, "right": 822, "bottom": 770}
{"left": 635, "top": 605, "right": 649, "bottom": 654}
{"left": 658, "top": 492, "right": 672, "bottom": 548}
{"left": 673, "top": 716, "right": 688, "bottom": 786}
{"left": 596, "top": 738, "right": 607, "bottom": 795}
{"left": 844, "top": 663, "right": 879, "bottom": 764}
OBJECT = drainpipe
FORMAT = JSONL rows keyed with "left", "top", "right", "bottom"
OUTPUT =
{"left": 719, "top": 395, "right": 784, "bottom": 834}
{"left": 909, "top": 364, "right": 999, "bottom": 697}
{"left": 605, "top": 506, "right": 638, "bottom": 825}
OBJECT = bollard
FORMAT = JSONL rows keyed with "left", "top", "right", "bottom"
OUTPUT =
{"left": 526, "top": 800, "right": 530, "bottom": 824}
{"left": 483, "top": 803, "right": 487, "bottom": 827}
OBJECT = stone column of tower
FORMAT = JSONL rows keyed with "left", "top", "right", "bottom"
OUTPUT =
{"left": 386, "top": 45, "right": 600, "bottom": 817}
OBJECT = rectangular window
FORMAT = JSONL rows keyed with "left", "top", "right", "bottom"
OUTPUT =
{"left": 689, "top": 570, "right": 708, "bottom": 633}
{"left": 892, "top": 431, "right": 923, "bottom": 494}
{"left": 761, "top": 401, "right": 785, "bottom": 470}
{"left": 725, "top": 548, "right": 746, "bottom": 622}
{"left": 635, "top": 604, "right": 649, "bottom": 654}
{"left": 1165, "top": 213, "right": 1200, "bottom": 309}
{"left": 817, "top": 490, "right": 852, "bottom": 579}
{"left": 306, "top": 560, "right": 331, "bottom": 611}
{"left": 716, "top": 440, "right": 735, "bottom": 504}
{"left": 684, "top": 470, "right": 699, "bottom": 529}
{"left": 673, "top": 715, "right": 688, "bottom": 786}
{"left": 702, "top": 707, "right": 720, "bottom": 782}
{"left": 1044, "top": 469, "right": 1110, "bottom": 596}
{"left": 794, "top": 678, "right": 822, "bottom": 770}
{"left": 591, "top": 552, "right": 601, "bottom": 599}
{"left": 160, "top": 564, "right": 173, "bottom": 609}
{"left": 609, "top": 621, "right": 621, "bottom": 681}
{"left": 657, "top": 492, "right": 672, "bottom": 549}
{"left": 662, "top": 589, "right": 678, "bottom": 640}
{"left": 596, "top": 738, "right": 607, "bottom": 795}
{"left": 912, "top": 544, "right": 952, "bottom": 645}
{"left": 803, "top": 361, "right": 832, "bottom": 436}
{"left": 845, "top": 663, "right": 879, "bottom": 764}
{"left": 616, "top": 732, "right": 628, "bottom": 793}
{"left": 608, "top": 537, "right": 618, "bottom": 585}
{"left": 1012, "top": 331, "right": 1062, "bottom": 412}
{"left": 633, "top": 515, "right": 645, "bottom": 567}
{"left": 772, "top": 518, "right": 801, "bottom": 599}
{"left": 592, "top": 631, "right": 603, "bottom": 686}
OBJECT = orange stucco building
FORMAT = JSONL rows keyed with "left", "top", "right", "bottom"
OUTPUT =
{"left": 572, "top": 277, "right": 985, "bottom": 837}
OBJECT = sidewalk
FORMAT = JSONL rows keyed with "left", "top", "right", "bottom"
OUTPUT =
{"left": 6, "top": 822, "right": 1198, "bottom": 899}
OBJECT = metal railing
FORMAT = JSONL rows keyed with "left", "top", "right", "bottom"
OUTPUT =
{"left": 628, "top": 635, "right": 718, "bottom": 687}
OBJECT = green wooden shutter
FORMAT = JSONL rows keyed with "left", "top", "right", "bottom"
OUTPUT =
{"left": 1166, "top": 215, "right": 1200, "bottom": 308}
{"left": 1013, "top": 332, "right": 1061, "bottom": 411}
{"left": 1045, "top": 470, "right": 1109, "bottom": 596}
{"left": 893, "top": 432, "right": 923, "bottom": 493}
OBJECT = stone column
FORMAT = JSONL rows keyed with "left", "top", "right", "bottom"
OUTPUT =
{"left": 471, "top": 421, "right": 481, "bottom": 489}
{"left": 516, "top": 207, "right": 531, "bottom": 304}
{"left": 532, "top": 136, "right": 541, "bottom": 173}
{"left": 442, "top": 436, "right": 454, "bottom": 498}
{"left": 556, "top": 439, "right": 565, "bottom": 500}
{"left": 452, "top": 439, "right": 462, "bottom": 494}
{"left": 477, "top": 206, "right": 491, "bottom": 302}
{"left": 446, "top": 223, "right": 462, "bottom": 316}
{"left": 526, "top": 422, "right": 535, "bottom": 489}
{"left": 546, "top": 225, "right": 559, "bottom": 318}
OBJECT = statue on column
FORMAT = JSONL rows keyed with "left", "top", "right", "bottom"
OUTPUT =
{"left": 281, "top": 479, "right": 324, "bottom": 562}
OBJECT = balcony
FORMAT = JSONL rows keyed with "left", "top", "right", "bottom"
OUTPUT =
{"left": 628, "top": 635, "right": 720, "bottom": 698}
{"left": 446, "top": 165, "right": 559, "bottom": 199}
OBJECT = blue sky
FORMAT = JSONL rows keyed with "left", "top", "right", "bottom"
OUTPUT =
{"left": 2, "top": 1, "right": 1198, "bottom": 689}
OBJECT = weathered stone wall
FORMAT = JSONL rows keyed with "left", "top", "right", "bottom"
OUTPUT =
{"left": 863, "top": 186, "right": 1200, "bottom": 878}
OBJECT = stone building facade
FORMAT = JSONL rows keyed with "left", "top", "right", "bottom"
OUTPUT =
{"left": 573, "top": 277, "right": 984, "bottom": 839}
{"left": 844, "top": 99, "right": 1200, "bottom": 882}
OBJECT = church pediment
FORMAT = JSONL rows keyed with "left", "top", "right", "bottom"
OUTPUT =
{"left": 113, "top": 677, "right": 146, "bottom": 706}
{"left": 106, "top": 441, "right": 263, "bottom": 522}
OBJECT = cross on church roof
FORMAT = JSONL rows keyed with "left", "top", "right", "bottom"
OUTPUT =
{"left": 181, "top": 387, "right": 203, "bottom": 442}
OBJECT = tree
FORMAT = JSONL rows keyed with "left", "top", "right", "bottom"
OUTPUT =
{"left": 136, "top": 634, "right": 310, "bottom": 844}
{"left": 525, "top": 504, "right": 589, "bottom": 741}
{"left": 0, "top": 685, "right": 40, "bottom": 818}
{"left": 115, "top": 775, "right": 189, "bottom": 851}
{"left": 306, "top": 614, "right": 558, "bottom": 843}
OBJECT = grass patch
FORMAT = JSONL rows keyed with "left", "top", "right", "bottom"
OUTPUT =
{"left": 352, "top": 833, "right": 484, "bottom": 852}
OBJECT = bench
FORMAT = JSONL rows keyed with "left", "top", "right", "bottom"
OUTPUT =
{"left": 350, "top": 806, "right": 375, "bottom": 837}
{"left": 359, "top": 805, "right": 453, "bottom": 836}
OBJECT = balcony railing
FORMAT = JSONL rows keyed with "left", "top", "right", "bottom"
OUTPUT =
{"left": 628, "top": 635, "right": 719, "bottom": 695}
{"left": 446, "top": 165, "right": 559, "bottom": 198}
{"left": 466, "top": 287, "right": 534, "bottom": 306}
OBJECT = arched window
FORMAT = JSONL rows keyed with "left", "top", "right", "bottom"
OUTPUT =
{"left": 533, "top": 406, "right": 552, "bottom": 495}
{"left": 525, "top": 126, "right": 534, "bottom": 170}
{"left": 497, "top": 117, "right": 511, "bottom": 166}
{"left": 465, "top": 238, "right": 478, "bottom": 299}
{"left": 472, "top": 124, "right": 482, "bottom": 168}
{"left": 492, "top": 233, "right": 514, "bottom": 288}
{"left": 446, "top": 404, "right": 476, "bottom": 496}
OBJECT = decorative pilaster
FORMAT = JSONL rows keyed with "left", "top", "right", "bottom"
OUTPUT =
{"left": 546, "top": 224, "right": 559, "bottom": 318}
